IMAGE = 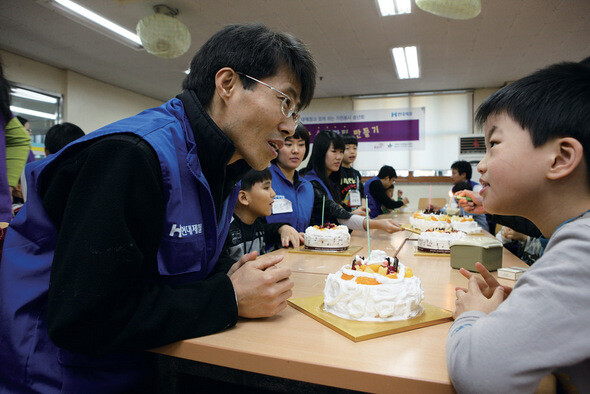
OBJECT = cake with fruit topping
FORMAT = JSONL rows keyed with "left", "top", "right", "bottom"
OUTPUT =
{"left": 450, "top": 215, "right": 483, "bottom": 234}
{"left": 417, "top": 229, "right": 466, "bottom": 254}
{"left": 409, "top": 210, "right": 451, "bottom": 231}
{"left": 323, "top": 250, "right": 424, "bottom": 321}
{"left": 304, "top": 223, "right": 350, "bottom": 251}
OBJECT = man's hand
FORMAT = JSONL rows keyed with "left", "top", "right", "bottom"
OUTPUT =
{"left": 455, "top": 190, "right": 486, "bottom": 215}
{"left": 229, "top": 253, "right": 293, "bottom": 318}
{"left": 455, "top": 262, "right": 512, "bottom": 299}
{"left": 278, "top": 225, "right": 304, "bottom": 248}
{"left": 454, "top": 275, "right": 505, "bottom": 319}
{"left": 368, "top": 218, "right": 402, "bottom": 233}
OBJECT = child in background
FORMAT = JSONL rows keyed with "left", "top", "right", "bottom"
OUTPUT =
{"left": 221, "top": 168, "right": 303, "bottom": 263}
{"left": 339, "top": 134, "right": 365, "bottom": 211}
{"left": 364, "top": 165, "right": 408, "bottom": 219}
{"left": 447, "top": 61, "right": 590, "bottom": 393}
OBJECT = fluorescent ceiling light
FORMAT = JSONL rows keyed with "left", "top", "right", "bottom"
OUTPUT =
{"left": 42, "top": 0, "right": 142, "bottom": 49}
{"left": 11, "top": 88, "right": 58, "bottom": 104}
{"left": 377, "top": 0, "right": 411, "bottom": 16}
{"left": 391, "top": 46, "right": 420, "bottom": 79}
{"left": 10, "top": 106, "right": 58, "bottom": 120}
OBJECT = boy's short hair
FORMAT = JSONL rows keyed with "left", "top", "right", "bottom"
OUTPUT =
{"left": 452, "top": 181, "right": 473, "bottom": 194}
{"left": 240, "top": 168, "right": 272, "bottom": 191}
{"left": 451, "top": 160, "right": 472, "bottom": 180}
{"left": 45, "top": 122, "right": 85, "bottom": 154}
{"left": 377, "top": 165, "right": 397, "bottom": 179}
{"left": 476, "top": 61, "right": 590, "bottom": 180}
{"left": 182, "top": 23, "right": 316, "bottom": 111}
{"left": 342, "top": 134, "right": 358, "bottom": 146}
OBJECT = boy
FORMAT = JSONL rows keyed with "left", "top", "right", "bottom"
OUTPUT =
{"left": 364, "top": 165, "right": 408, "bottom": 218}
{"left": 339, "top": 134, "right": 365, "bottom": 211}
{"left": 221, "top": 168, "right": 303, "bottom": 263}
{"left": 447, "top": 61, "right": 590, "bottom": 393}
{"left": 450, "top": 160, "right": 481, "bottom": 192}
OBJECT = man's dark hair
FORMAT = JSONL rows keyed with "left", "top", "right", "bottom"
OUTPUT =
{"left": 45, "top": 122, "right": 85, "bottom": 154}
{"left": 183, "top": 23, "right": 317, "bottom": 111}
{"left": 452, "top": 181, "right": 473, "bottom": 194}
{"left": 303, "top": 130, "right": 345, "bottom": 202}
{"left": 377, "top": 165, "right": 397, "bottom": 179}
{"left": 342, "top": 134, "right": 358, "bottom": 146}
{"left": 451, "top": 160, "right": 472, "bottom": 180}
{"left": 16, "top": 116, "right": 28, "bottom": 126}
{"left": 240, "top": 168, "right": 272, "bottom": 191}
{"left": 271, "top": 123, "right": 310, "bottom": 165}
{"left": 476, "top": 61, "right": 590, "bottom": 180}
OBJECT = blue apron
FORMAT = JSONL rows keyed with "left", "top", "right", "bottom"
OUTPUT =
{"left": 363, "top": 176, "right": 382, "bottom": 219}
{"left": 0, "top": 98, "right": 238, "bottom": 393}
{"left": 266, "top": 164, "right": 313, "bottom": 232}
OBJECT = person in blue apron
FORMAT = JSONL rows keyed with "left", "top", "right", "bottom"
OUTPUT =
{"left": 266, "top": 124, "right": 313, "bottom": 232}
{"left": 302, "top": 130, "right": 401, "bottom": 234}
{"left": 0, "top": 23, "right": 317, "bottom": 393}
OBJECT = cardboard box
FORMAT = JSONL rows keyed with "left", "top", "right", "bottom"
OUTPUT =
{"left": 450, "top": 237, "right": 503, "bottom": 272}
{"left": 497, "top": 267, "right": 527, "bottom": 280}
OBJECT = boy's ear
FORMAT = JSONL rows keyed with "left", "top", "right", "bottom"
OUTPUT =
{"left": 237, "top": 190, "right": 249, "bottom": 205}
{"left": 546, "top": 137, "right": 584, "bottom": 180}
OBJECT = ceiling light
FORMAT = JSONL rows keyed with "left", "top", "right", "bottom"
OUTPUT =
{"left": 415, "top": 0, "right": 481, "bottom": 20}
{"left": 391, "top": 46, "right": 420, "bottom": 79}
{"left": 10, "top": 88, "right": 58, "bottom": 104}
{"left": 377, "top": 0, "right": 412, "bottom": 16}
{"left": 40, "top": 0, "right": 143, "bottom": 49}
{"left": 10, "top": 106, "right": 58, "bottom": 120}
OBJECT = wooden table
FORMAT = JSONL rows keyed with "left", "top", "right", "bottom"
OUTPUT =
{"left": 152, "top": 213, "right": 553, "bottom": 393}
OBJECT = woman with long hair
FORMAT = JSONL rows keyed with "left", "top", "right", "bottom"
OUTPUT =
{"left": 266, "top": 124, "right": 314, "bottom": 232}
{"left": 0, "top": 60, "right": 31, "bottom": 221}
{"left": 303, "top": 130, "right": 400, "bottom": 233}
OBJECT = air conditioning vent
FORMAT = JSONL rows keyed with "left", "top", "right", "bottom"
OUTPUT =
{"left": 459, "top": 135, "right": 486, "bottom": 154}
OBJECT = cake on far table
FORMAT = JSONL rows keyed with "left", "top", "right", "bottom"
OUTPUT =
{"left": 417, "top": 229, "right": 467, "bottom": 254}
{"left": 409, "top": 210, "right": 451, "bottom": 231}
{"left": 450, "top": 215, "right": 483, "bottom": 234}
{"left": 304, "top": 223, "right": 350, "bottom": 251}
{"left": 323, "top": 250, "right": 424, "bottom": 321}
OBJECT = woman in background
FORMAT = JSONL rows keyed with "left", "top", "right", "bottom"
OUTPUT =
{"left": 266, "top": 124, "right": 313, "bottom": 232}
{"left": 303, "top": 130, "right": 400, "bottom": 233}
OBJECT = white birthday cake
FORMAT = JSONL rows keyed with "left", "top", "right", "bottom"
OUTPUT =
{"left": 304, "top": 223, "right": 350, "bottom": 251}
{"left": 417, "top": 230, "right": 467, "bottom": 254}
{"left": 409, "top": 210, "right": 451, "bottom": 231}
{"left": 323, "top": 250, "right": 424, "bottom": 321}
{"left": 450, "top": 216, "right": 483, "bottom": 234}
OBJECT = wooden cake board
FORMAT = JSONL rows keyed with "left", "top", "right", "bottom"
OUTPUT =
{"left": 289, "top": 245, "right": 363, "bottom": 256}
{"left": 288, "top": 295, "right": 453, "bottom": 342}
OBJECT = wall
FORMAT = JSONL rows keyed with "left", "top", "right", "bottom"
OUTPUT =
{"left": 1, "top": 50, "right": 163, "bottom": 133}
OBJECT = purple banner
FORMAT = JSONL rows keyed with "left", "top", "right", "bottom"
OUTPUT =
{"left": 305, "top": 119, "right": 419, "bottom": 143}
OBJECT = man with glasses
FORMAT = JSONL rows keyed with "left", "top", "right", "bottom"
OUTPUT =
{"left": 0, "top": 24, "right": 316, "bottom": 392}
{"left": 364, "top": 165, "right": 408, "bottom": 218}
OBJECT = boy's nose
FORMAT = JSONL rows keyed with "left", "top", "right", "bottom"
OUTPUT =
{"left": 477, "top": 156, "right": 487, "bottom": 173}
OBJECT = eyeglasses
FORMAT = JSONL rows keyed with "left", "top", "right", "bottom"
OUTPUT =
{"left": 237, "top": 72, "right": 300, "bottom": 124}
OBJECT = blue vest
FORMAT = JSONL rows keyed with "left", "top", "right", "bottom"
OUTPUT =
{"left": 364, "top": 176, "right": 382, "bottom": 219}
{"left": 0, "top": 98, "right": 239, "bottom": 393}
{"left": 266, "top": 163, "right": 313, "bottom": 232}
{"left": 304, "top": 169, "right": 334, "bottom": 200}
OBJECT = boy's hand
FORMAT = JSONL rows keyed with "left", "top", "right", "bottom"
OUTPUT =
{"left": 455, "top": 262, "right": 513, "bottom": 299}
{"left": 454, "top": 276, "right": 505, "bottom": 319}
{"left": 230, "top": 253, "right": 293, "bottom": 318}
{"left": 455, "top": 190, "right": 486, "bottom": 215}
{"left": 278, "top": 225, "right": 304, "bottom": 248}
{"left": 501, "top": 227, "right": 528, "bottom": 242}
{"left": 369, "top": 218, "right": 402, "bottom": 233}
{"left": 351, "top": 206, "right": 367, "bottom": 216}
